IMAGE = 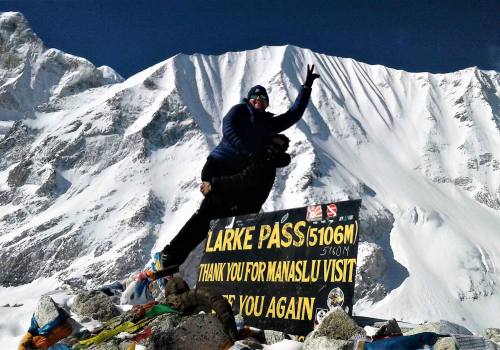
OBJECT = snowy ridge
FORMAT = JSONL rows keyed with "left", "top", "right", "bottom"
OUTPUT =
{"left": 0, "top": 13, "right": 499, "bottom": 344}
{"left": 0, "top": 12, "right": 123, "bottom": 127}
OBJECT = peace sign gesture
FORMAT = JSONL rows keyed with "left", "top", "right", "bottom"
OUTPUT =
{"left": 304, "top": 64, "right": 320, "bottom": 88}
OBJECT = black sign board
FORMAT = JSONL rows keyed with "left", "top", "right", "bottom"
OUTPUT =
{"left": 197, "top": 200, "right": 362, "bottom": 336}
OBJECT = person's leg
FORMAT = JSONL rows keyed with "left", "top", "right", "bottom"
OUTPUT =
{"left": 161, "top": 197, "right": 216, "bottom": 267}
{"left": 161, "top": 157, "right": 244, "bottom": 269}
{"left": 201, "top": 156, "right": 221, "bottom": 181}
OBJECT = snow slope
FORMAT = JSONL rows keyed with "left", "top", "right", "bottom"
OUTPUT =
{"left": 0, "top": 12, "right": 499, "bottom": 346}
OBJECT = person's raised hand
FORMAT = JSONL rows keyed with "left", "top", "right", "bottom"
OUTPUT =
{"left": 304, "top": 64, "right": 320, "bottom": 88}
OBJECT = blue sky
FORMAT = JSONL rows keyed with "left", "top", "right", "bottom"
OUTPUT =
{"left": 1, "top": 0, "right": 499, "bottom": 78}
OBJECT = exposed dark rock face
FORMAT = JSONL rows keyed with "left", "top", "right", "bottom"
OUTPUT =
{"left": 7, "top": 159, "right": 32, "bottom": 187}
{"left": 354, "top": 242, "right": 387, "bottom": 303}
{"left": 0, "top": 218, "right": 79, "bottom": 286}
{"left": 0, "top": 121, "right": 35, "bottom": 170}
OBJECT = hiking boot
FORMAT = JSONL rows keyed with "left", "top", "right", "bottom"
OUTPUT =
{"left": 159, "top": 246, "right": 180, "bottom": 278}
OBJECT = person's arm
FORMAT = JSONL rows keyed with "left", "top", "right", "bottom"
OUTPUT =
{"left": 270, "top": 86, "right": 312, "bottom": 133}
{"left": 222, "top": 104, "right": 253, "bottom": 155}
{"left": 271, "top": 64, "right": 320, "bottom": 133}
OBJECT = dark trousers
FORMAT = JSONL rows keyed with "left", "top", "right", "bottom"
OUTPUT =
{"left": 163, "top": 157, "right": 246, "bottom": 265}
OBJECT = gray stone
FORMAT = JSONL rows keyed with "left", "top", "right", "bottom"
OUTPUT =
{"left": 171, "top": 313, "right": 231, "bottom": 350}
{"left": 434, "top": 337, "right": 458, "bottom": 350}
{"left": 373, "top": 318, "right": 402, "bottom": 338}
{"left": 34, "top": 295, "right": 62, "bottom": 327}
{"left": 139, "top": 313, "right": 182, "bottom": 349}
{"left": 89, "top": 338, "right": 122, "bottom": 350}
{"left": 232, "top": 338, "right": 264, "bottom": 349}
{"left": 303, "top": 337, "right": 354, "bottom": 350}
{"left": 482, "top": 328, "right": 500, "bottom": 345}
{"left": 148, "top": 312, "right": 182, "bottom": 333}
{"left": 263, "top": 329, "right": 290, "bottom": 345}
{"left": 311, "top": 308, "right": 366, "bottom": 341}
{"left": 405, "top": 320, "right": 473, "bottom": 336}
{"left": 142, "top": 313, "right": 231, "bottom": 350}
{"left": 71, "top": 290, "right": 121, "bottom": 322}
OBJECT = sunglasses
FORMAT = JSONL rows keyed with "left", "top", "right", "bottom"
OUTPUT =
{"left": 249, "top": 94, "right": 268, "bottom": 101}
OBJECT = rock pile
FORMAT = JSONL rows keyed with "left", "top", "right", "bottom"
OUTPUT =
{"left": 18, "top": 279, "right": 500, "bottom": 350}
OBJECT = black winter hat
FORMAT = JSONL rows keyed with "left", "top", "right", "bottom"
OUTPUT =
{"left": 247, "top": 85, "right": 269, "bottom": 101}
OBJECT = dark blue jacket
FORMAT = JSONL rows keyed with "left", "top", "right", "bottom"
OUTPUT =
{"left": 209, "top": 86, "right": 312, "bottom": 168}
{"left": 210, "top": 150, "right": 291, "bottom": 213}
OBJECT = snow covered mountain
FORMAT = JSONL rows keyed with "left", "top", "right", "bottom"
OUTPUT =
{"left": 1, "top": 11, "right": 499, "bottom": 341}
{"left": 0, "top": 12, "right": 123, "bottom": 134}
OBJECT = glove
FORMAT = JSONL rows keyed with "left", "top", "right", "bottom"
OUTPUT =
{"left": 304, "top": 64, "right": 320, "bottom": 88}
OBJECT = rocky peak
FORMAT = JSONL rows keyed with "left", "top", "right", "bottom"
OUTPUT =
{"left": 0, "top": 12, "right": 42, "bottom": 51}
{"left": 0, "top": 12, "right": 43, "bottom": 76}
{"left": 0, "top": 11, "right": 123, "bottom": 124}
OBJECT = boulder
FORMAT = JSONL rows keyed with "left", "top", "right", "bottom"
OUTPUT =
{"left": 34, "top": 295, "right": 63, "bottom": 327}
{"left": 434, "top": 337, "right": 458, "bottom": 350}
{"left": 172, "top": 313, "right": 232, "bottom": 350}
{"left": 303, "top": 337, "right": 353, "bottom": 350}
{"left": 139, "top": 313, "right": 182, "bottom": 349}
{"left": 482, "top": 328, "right": 500, "bottom": 345}
{"left": 71, "top": 290, "right": 121, "bottom": 322}
{"left": 311, "top": 308, "right": 366, "bottom": 340}
{"left": 263, "top": 329, "right": 290, "bottom": 345}
{"left": 148, "top": 312, "right": 182, "bottom": 333}
{"left": 372, "top": 318, "right": 402, "bottom": 338}
{"left": 303, "top": 308, "right": 364, "bottom": 350}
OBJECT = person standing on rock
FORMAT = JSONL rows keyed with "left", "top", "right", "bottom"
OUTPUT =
{"left": 160, "top": 65, "right": 320, "bottom": 272}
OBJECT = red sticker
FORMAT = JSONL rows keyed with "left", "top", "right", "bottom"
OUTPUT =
{"left": 306, "top": 205, "right": 323, "bottom": 222}
{"left": 326, "top": 203, "right": 338, "bottom": 219}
